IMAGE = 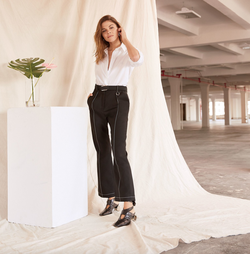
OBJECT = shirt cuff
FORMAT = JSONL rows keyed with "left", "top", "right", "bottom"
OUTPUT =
{"left": 129, "top": 49, "right": 144, "bottom": 67}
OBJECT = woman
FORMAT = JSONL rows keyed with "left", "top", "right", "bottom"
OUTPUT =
{"left": 87, "top": 15, "right": 144, "bottom": 228}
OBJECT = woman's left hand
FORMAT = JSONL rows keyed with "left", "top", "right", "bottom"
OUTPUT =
{"left": 118, "top": 27, "right": 139, "bottom": 62}
{"left": 118, "top": 27, "right": 127, "bottom": 42}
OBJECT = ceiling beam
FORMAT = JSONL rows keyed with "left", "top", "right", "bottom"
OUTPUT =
{"left": 189, "top": 66, "right": 206, "bottom": 71}
{"left": 219, "top": 64, "right": 236, "bottom": 69}
{"left": 162, "top": 64, "right": 250, "bottom": 78}
{"left": 167, "top": 48, "right": 203, "bottom": 59}
{"left": 204, "top": 0, "right": 250, "bottom": 29}
{"left": 198, "top": 65, "right": 250, "bottom": 78}
{"left": 161, "top": 49, "right": 250, "bottom": 69}
{"left": 212, "top": 43, "right": 245, "bottom": 55}
{"left": 157, "top": 10, "right": 199, "bottom": 36}
{"left": 159, "top": 23, "right": 250, "bottom": 49}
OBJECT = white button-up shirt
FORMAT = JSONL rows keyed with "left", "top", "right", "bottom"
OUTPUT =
{"left": 95, "top": 43, "right": 144, "bottom": 86}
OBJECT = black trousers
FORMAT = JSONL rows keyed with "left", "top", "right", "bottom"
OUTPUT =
{"left": 87, "top": 84, "right": 135, "bottom": 205}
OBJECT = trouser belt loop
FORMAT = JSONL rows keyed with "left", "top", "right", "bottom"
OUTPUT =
{"left": 116, "top": 86, "right": 120, "bottom": 96}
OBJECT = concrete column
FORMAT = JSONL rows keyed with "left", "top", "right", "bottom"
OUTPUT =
{"left": 169, "top": 77, "right": 181, "bottom": 130}
{"left": 195, "top": 97, "right": 200, "bottom": 122}
{"left": 186, "top": 97, "right": 190, "bottom": 121}
{"left": 224, "top": 88, "right": 231, "bottom": 125}
{"left": 200, "top": 84, "right": 210, "bottom": 128}
{"left": 241, "top": 90, "right": 248, "bottom": 123}
{"left": 231, "top": 96, "right": 241, "bottom": 119}
{"left": 211, "top": 97, "right": 216, "bottom": 121}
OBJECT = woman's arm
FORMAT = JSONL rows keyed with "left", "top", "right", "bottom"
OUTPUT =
{"left": 118, "top": 27, "right": 140, "bottom": 62}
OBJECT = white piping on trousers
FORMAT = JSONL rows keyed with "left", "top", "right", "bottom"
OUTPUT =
{"left": 99, "top": 192, "right": 115, "bottom": 196}
{"left": 115, "top": 196, "right": 135, "bottom": 198}
{"left": 113, "top": 94, "right": 122, "bottom": 199}
{"left": 91, "top": 91, "right": 103, "bottom": 195}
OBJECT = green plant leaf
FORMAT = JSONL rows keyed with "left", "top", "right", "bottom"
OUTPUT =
{"left": 8, "top": 57, "right": 51, "bottom": 79}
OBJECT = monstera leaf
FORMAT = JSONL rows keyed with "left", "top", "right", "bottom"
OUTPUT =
{"left": 8, "top": 57, "right": 51, "bottom": 79}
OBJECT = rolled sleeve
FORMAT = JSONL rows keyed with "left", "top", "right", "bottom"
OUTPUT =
{"left": 128, "top": 49, "right": 144, "bottom": 67}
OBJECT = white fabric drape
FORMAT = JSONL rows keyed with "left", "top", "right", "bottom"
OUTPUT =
{"left": 0, "top": 0, "right": 250, "bottom": 253}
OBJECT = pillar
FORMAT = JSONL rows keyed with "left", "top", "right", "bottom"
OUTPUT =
{"left": 224, "top": 88, "right": 231, "bottom": 125}
{"left": 200, "top": 84, "right": 210, "bottom": 128}
{"left": 211, "top": 97, "right": 216, "bottom": 121}
{"left": 195, "top": 97, "right": 200, "bottom": 122}
{"left": 241, "top": 90, "right": 248, "bottom": 123}
{"left": 169, "top": 77, "right": 181, "bottom": 130}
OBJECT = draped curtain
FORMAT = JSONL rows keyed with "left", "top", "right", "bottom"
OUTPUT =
{"left": 0, "top": 1, "right": 250, "bottom": 253}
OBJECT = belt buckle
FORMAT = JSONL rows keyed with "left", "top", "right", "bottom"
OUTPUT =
{"left": 101, "top": 85, "right": 107, "bottom": 91}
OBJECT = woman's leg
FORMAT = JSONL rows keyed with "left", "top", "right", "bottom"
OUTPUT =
{"left": 108, "top": 91, "right": 136, "bottom": 206}
{"left": 88, "top": 91, "right": 116, "bottom": 198}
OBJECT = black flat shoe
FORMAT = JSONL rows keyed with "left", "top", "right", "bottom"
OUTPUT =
{"left": 99, "top": 198, "right": 119, "bottom": 216}
{"left": 113, "top": 206, "right": 137, "bottom": 228}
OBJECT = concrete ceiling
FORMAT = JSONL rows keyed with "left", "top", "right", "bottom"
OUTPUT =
{"left": 157, "top": 0, "right": 250, "bottom": 93}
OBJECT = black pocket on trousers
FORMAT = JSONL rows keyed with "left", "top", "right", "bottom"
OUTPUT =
{"left": 87, "top": 95, "right": 94, "bottom": 105}
{"left": 120, "top": 91, "right": 129, "bottom": 101}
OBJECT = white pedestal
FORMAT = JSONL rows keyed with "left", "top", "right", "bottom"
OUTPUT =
{"left": 8, "top": 107, "right": 88, "bottom": 228}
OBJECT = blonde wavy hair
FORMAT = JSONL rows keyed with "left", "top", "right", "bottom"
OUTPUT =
{"left": 94, "top": 15, "right": 121, "bottom": 64}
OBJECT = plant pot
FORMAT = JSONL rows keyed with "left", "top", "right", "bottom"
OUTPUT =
{"left": 25, "top": 77, "right": 40, "bottom": 107}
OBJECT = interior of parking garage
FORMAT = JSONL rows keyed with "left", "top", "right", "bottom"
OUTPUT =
{"left": 158, "top": 0, "right": 250, "bottom": 252}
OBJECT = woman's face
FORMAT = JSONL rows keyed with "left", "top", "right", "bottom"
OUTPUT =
{"left": 101, "top": 20, "right": 119, "bottom": 43}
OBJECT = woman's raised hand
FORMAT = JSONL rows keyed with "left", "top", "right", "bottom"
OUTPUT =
{"left": 118, "top": 27, "right": 127, "bottom": 42}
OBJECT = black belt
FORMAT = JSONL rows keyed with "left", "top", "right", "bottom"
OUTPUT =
{"left": 95, "top": 84, "right": 127, "bottom": 92}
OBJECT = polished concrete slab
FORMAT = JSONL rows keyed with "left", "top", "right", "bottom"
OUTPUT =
{"left": 163, "top": 120, "right": 250, "bottom": 254}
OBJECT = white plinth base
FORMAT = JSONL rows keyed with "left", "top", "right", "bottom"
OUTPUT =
{"left": 8, "top": 107, "right": 88, "bottom": 228}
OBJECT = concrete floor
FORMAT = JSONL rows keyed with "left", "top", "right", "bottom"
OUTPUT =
{"left": 163, "top": 120, "right": 250, "bottom": 254}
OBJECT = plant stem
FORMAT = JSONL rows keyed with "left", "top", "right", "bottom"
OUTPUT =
{"left": 26, "top": 58, "right": 55, "bottom": 105}
{"left": 31, "top": 76, "right": 35, "bottom": 106}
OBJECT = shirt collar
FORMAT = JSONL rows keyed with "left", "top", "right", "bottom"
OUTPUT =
{"left": 104, "top": 43, "right": 126, "bottom": 55}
